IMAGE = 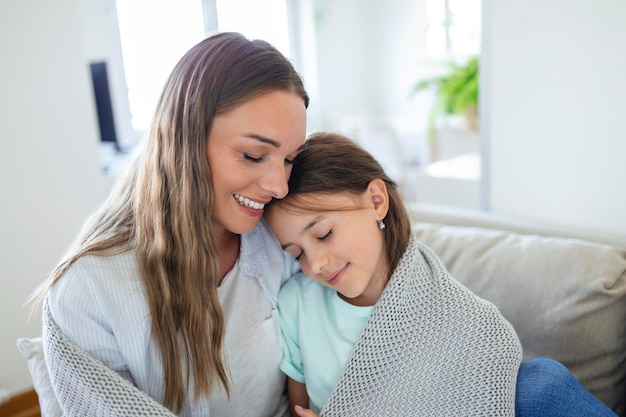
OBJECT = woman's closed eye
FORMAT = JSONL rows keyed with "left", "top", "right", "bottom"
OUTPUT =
{"left": 244, "top": 153, "right": 296, "bottom": 165}
{"left": 244, "top": 153, "right": 263, "bottom": 163}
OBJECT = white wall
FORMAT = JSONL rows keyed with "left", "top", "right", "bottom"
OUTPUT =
{"left": 313, "top": 0, "right": 430, "bottom": 130}
{"left": 483, "top": 0, "right": 626, "bottom": 235}
{"left": 311, "top": 0, "right": 434, "bottom": 195}
{"left": 0, "top": 0, "right": 112, "bottom": 396}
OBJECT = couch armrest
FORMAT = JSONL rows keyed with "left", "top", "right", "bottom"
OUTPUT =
{"left": 408, "top": 203, "right": 626, "bottom": 416}
{"left": 407, "top": 202, "right": 626, "bottom": 249}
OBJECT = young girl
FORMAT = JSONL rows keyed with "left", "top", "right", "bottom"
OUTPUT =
{"left": 265, "top": 132, "right": 617, "bottom": 417}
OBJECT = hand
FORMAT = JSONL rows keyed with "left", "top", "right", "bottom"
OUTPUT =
{"left": 294, "top": 404, "right": 319, "bottom": 417}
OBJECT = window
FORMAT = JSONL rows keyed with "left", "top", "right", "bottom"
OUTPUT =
{"left": 214, "top": 0, "right": 292, "bottom": 60}
{"left": 114, "top": 0, "right": 294, "bottom": 131}
{"left": 115, "top": 0, "right": 206, "bottom": 132}
{"left": 103, "top": 0, "right": 295, "bottom": 173}
{"left": 425, "top": 0, "right": 481, "bottom": 60}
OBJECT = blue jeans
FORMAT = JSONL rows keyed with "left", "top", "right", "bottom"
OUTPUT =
{"left": 516, "top": 358, "right": 617, "bottom": 417}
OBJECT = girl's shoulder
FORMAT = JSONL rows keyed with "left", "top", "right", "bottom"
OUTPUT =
{"left": 279, "top": 272, "right": 329, "bottom": 305}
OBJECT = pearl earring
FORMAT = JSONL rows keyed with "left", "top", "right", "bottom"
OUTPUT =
{"left": 378, "top": 219, "right": 386, "bottom": 230}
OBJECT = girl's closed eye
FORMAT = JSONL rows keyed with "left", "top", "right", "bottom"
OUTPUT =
{"left": 318, "top": 229, "right": 333, "bottom": 242}
{"left": 286, "top": 247, "right": 304, "bottom": 262}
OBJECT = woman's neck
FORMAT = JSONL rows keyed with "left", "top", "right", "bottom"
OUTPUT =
{"left": 214, "top": 229, "right": 241, "bottom": 284}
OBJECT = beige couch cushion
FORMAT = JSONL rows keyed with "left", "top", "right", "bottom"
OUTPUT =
{"left": 414, "top": 222, "right": 626, "bottom": 416}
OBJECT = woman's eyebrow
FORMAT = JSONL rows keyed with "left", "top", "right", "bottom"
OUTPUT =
{"left": 244, "top": 134, "right": 280, "bottom": 147}
{"left": 245, "top": 134, "right": 307, "bottom": 154}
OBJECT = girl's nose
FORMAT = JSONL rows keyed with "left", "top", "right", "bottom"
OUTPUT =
{"left": 309, "top": 251, "right": 330, "bottom": 277}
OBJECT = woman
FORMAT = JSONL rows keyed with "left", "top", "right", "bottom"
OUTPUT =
{"left": 34, "top": 32, "right": 308, "bottom": 416}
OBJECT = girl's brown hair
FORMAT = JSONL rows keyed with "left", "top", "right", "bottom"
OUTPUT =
{"left": 269, "top": 132, "right": 411, "bottom": 276}
{"left": 32, "top": 32, "right": 308, "bottom": 412}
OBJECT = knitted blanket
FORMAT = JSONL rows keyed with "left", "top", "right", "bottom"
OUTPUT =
{"left": 42, "top": 299, "right": 176, "bottom": 417}
{"left": 320, "top": 237, "right": 523, "bottom": 417}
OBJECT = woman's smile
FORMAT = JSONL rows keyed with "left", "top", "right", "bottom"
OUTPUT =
{"left": 234, "top": 193, "right": 268, "bottom": 210}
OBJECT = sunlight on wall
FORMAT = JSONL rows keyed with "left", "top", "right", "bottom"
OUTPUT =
{"left": 115, "top": 0, "right": 206, "bottom": 131}
{"left": 114, "top": 0, "right": 292, "bottom": 132}
{"left": 426, "top": 0, "right": 481, "bottom": 60}
{"left": 216, "top": 0, "right": 292, "bottom": 59}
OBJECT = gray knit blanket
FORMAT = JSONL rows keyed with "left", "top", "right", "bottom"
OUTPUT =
{"left": 42, "top": 299, "right": 176, "bottom": 417}
{"left": 320, "top": 237, "right": 523, "bottom": 417}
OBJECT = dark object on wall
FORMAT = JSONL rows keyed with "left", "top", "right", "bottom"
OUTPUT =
{"left": 89, "top": 61, "right": 119, "bottom": 150}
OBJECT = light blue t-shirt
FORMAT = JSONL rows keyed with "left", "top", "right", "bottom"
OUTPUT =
{"left": 277, "top": 272, "right": 374, "bottom": 414}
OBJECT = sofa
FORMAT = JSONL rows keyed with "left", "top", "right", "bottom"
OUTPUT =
{"left": 408, "top": 202, "right": 626, "bottom": 416}
{"left": 17, "top": 203, "right": 626, "bottom": 416}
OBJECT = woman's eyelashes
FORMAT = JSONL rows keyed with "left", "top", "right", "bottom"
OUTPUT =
{"left": 243, "top": 153, "right": 296, "bottom": 165}
{"left": 243, "top": 153, "right": 263, "bottom": 163}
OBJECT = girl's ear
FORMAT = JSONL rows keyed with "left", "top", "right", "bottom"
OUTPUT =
{"left": 367, "top": 178, "right": 389, "bottom": 220}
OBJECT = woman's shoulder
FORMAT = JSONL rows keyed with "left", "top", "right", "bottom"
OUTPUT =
{"left": 48, "top": 249, "right": 145, "bottom": 328}
{"left": 247, "top": 218, "right": 282, "bottom": 246}
{"left": 241, "top": 219, "right": 283, "bottom": 258}
{"left": 242, "top": 218, "right": 299, "bottom": 272}
{"left": 46, "top": 249, "right": 152, "bottom": 374}
{"left": 62, "top": 249, "right": 141, "bottom": 288}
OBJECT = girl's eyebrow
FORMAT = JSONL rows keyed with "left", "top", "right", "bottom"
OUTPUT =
{"left": 280, "top": 215, "right": 325, "bottom": 250}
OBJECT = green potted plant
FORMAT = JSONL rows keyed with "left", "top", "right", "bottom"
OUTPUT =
{"left": 412, "top": 56, "right": 479, "bottom": 134}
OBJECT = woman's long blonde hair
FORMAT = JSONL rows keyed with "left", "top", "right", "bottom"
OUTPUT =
{"left": 32, "top": 32, "right": 308, "bottom": 412}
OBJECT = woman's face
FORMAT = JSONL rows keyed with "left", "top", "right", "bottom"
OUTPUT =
{"left": 207, "top": 90, "right": 306, "bottom": 236}
{"left": 266, "top": 190, "right": 389, "bottom": 307}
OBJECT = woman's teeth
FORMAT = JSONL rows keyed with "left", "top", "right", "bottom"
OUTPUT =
{"left": 234, "top": 194, "right": 265, "bottom": 210}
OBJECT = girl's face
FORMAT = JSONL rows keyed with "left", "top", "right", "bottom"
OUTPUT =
{"left": 266, "top": 182, "right": 390, "bottom": 306}
{"left": 207, "top": 90, "right": 306, "bottom": 237}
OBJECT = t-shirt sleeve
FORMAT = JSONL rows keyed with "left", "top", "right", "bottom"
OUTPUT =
{"left": 277, "top": 276, "right": 306, "bottom": 383}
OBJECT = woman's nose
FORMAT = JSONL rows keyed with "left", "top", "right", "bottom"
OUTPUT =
{"left": 260, "top": 161, "right": 289, "bottom": 199}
